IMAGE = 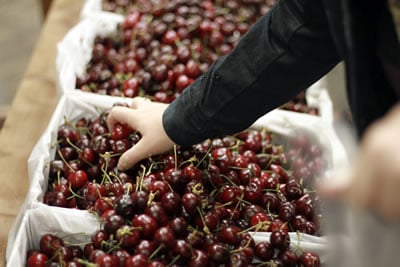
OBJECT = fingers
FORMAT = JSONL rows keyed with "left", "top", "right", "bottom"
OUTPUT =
{"left": 130, "top": 96, "right": 151, "bottom": 109}
{"left": 118, "top": 140, "right": 150, "bottom": 170}
{"left": 107, "top": 106, "right": 136, "bottom": 133}
{"left": 118, "top": 136, "right": 174, "bottom": 170}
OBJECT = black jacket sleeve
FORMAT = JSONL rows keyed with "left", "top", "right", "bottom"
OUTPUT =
{"left": 163, "top": 0, "right": 341, "bottom": 146}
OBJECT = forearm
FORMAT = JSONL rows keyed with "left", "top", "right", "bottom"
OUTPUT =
{"left": 163, "top": 0, "right": 341, "bottom": 146}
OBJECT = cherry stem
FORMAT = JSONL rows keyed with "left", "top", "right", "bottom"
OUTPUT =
{"left": 137, "top": 165, "right": 146, "bottom": 192}
{"left": 57, "top": 149, "right": 74, "bottom": 173}
{"left": 148, "top": 243, "right": 164, "bottom": 261}
{"left": 178, "top": 155, "right": 197, "bottom": 169}
{"left": 195, "top": 147, "right": 211, "bottom": 168}
{"left": 220, "top": 174, "right": 238, "bottom": 186}
{"left": 215, "top": 201, "right": 233, "bottom": 209}
{"left": 76, "top": 258, "right": 98, "bottom": 267}
{"left": 66, "top": 137, "right": 82, "bottom": 153}
{"left": 196, "top": 207, "right": 211, "bottom": 234}
{"left": 191, "top": 183, "right": 204, "bottom": 195}
{"left": 167, "top": 255, "right": 181, "bottom": 267}
{"left": 109, "top": 170, "right": 123, "bottom": 185}
{"left": 293, "top": 231, "right": 305, "bottom": 253}
{"left": 229, "top": 192, "right": 244, "bottom": 221}
{"left": 67, "top": 183, "right": 83, "bottom": 199}
{"left": 238, "top": 220, "right": 270, "bottom": 235}
{"left": 147, "top": 191, "right": 157, "bottom": 206}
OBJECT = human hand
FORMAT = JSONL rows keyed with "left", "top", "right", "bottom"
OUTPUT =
{"left": 107, "top": 97, "right": 175, "bottom": 170}
{"left": 320, "top": 103, "right": 400, "bottom": 221}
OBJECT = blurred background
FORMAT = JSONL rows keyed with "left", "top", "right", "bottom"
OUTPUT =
{"left": 0, "top": 0, "right": 51, "bottom": 128}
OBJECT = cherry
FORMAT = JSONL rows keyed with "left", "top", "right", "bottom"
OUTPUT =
{"left": 67, "top": 170, "right": 88, "bottom": 190}
{"left": 270, "top": 229, "right": 290, "bottom": 250}
{"left": 278, "top": 249, "right": 298, "bottom": 267}
{"left": 125, "top": 254, "right": 148, "bottom": 267}
{"left": 255, "top": 241, "right": 274, "bottom": 261}
{"left": 69, "top": 245, "right": 84, "bottom": 259}
{"left": 135, "top": 240, "right": 156, "bottom": 257}
{"left": 181, "top": 192, "right": 201, "bottom": 214}
{"left": 39, "top": 234, "right": 64, "bottom": 257}
{"left": 229, "top": 252, "right": 250, "bottom": 267}
{"left": 173, "top": 239, "right": 192, "bottom": 259}
{"left": 26, "top": 252, "right": 48, "bottom": 267}
{"left": 114, "top": 194, "right": 134, "bottom": 218}
{"left": 278, "top": 202, "right": 296, "bottom": 222}
{"left": 150, "top": 180, "right": 170, "bottom": 199}
{"left": 182, "top": 228, "right": 203, "bottom": 248}
{"left": 290, "top": 215, "right": 308, "bottom": 232}
{"left": 131, "top": 190, "right": 149, "bottom": 214}
{"left": 43, "top": 191, "right": 67, "bottom": 207}
{"left": 112, "top": 249, "right": 130, "bottom": 267}
{"left": 153, "top": 226, "right": 176, "bottom": 246}
{"left": 161, "top": 191, "right": 181, "bottom": 214}
{"left": 183, "top": 165, "right": 202, "bottom": 182}
{"left": 123, "top": 11, "right": 141, "bottom": 29}
{"left": 89, "top": 249, "right": 107, "bottom": 263}
{"left": 93, "top": 198, "right": 114, "bottom": 216}
{"left": 207, "top": 242, "right": 230, "bottom": 264}
{"left": 168, "top": 217, "right": 188, "bottom": 238}
{"left": 250, "top": 212, "right": 272, "bottom": 229}
{"left": 58, "top": 125, "right": 79, "bottom": 147}
{"left": 162, "top": 29, "right": 179, "bottom": 45}
{"left": 175, "top": 74, "right": 191, "bottom": 93}
{"left": 299, "top": 251, "right": 321, "bottom": 267}
{"left": 188, "top": 249, "right": 209, "bottom": 267}
{"left": 103, "top": 213, "right": 125, "bottom": 234}
{"left": 116, "top": 225, "right": 141, "bottom": 249}
{"left": 285, "top": 179, "right": 304, "bottom": 200}
{"left": 219, "top": 225, "right": 241, "bottom": 245}
{"left": 95, "top": 253, "right": 118, "bottom": 267}
{"left": 195, "top": 210, "right": 220, "bottom": 232}
{"left": 132, "top": 214, "right": 158, "bottom": 238}
{"left": 151, "top": 63, "right": 168, "bottom": 82}
{"left": 295, "top": 194, "right": 315, "bottom": 220}
{"left": 244, "top": 182, "right": 262, "bottom": 203}
{"left": 91, "top": 230, "right": 109, "bottom": 250}
{"left": 185, "top": 59, "right": 201, "bottom": 78}
{"left": 217, "top": 185, "right": 241, "bottom": 205}
{"left": 268, "top": 219, "right": 289, "bottom": 233}
{"left": 145, "top": 202, "right": 169, "bottom": 226}
{"left": 79, "top": 147, "right": 95, "bottom": 165}
{"left": 164, "top": 169, "right": 186, "bottom": 191}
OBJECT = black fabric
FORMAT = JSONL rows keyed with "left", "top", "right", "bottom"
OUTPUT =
{"left": 163, "top": 0, "right": 400, "bottom": 146}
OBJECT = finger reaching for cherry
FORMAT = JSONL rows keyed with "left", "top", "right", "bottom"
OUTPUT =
{"left": 107, "top": 97, "right": 175, "bottom": 170}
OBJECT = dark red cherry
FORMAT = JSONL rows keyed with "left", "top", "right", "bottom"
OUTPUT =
{"left": 270, "top": 229, "right": 290, "bottom": 251}
{"left": 299, "top": 252, "right": 321, "bottom": 267}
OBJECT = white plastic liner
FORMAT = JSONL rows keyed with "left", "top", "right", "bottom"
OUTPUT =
{"left": 6, "top": 91, "right": 346, "bottom": 266}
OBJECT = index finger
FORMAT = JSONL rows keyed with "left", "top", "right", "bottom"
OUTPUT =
{"left": 107, "top": 106, "right": 137, "bottom": 133}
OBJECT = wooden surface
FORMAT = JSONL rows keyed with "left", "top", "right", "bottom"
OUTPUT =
{"left": 0, "top": 0, "right": 83, "bottom": 265}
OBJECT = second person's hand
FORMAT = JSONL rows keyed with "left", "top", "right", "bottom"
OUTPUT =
{"left": 107, "top": 97, "right": 175, "bottom": 171}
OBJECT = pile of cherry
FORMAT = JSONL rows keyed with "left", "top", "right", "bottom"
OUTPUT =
{"left": 76, "top": 0, "right": 318, "bottom": 115}
{"left": 30, "top": 103, "right": 325, "bottom": 266}
{"left": 77, "top": 0, "right": 274, "bottom": 100}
